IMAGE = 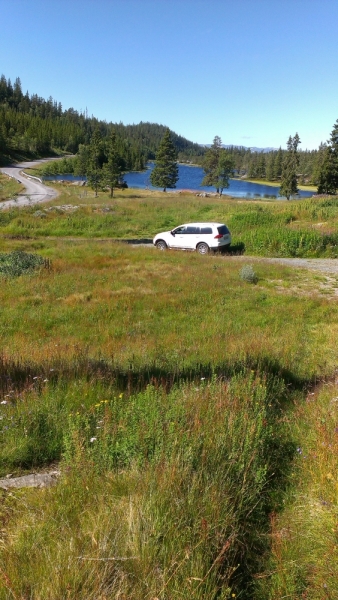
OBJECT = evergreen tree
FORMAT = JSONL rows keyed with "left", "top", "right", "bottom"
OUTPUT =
{"left": 87, "top": 128, "right": 103, "bottom": 197}
{"left": 215, "top": 150, "right": 235, "bottom": 195}
{"left": 150, "top": 128, "right": 179, "bottom": 192}
{"left": 279, "top": 133, "right": 301, "bottom": 200}
{"left": 274, "top": 147, "right": 283, "bottom": 179}
{"left": 101, "top": 130, "right": 125, "bottom": 197}
{"left": 265, "top": 152, "right": 276, "bottom": 181}
{"left": 74, "top": 144, "right": 90, "bottom": 180}
{"left": 256, "top": 153, "right": 266, "bottom": 179}
{"left": 202, "top": 137, "right": 234, "bottom": 194}
{"left": 317, "top": 119, "right": 338, "bottom": 195}
{"left": 202, "top": 136, "right": 223, "bottom": 192}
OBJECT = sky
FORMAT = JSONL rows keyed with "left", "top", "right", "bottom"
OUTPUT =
{"left": 1, "top": 0, "right": 338, "bottom": 150}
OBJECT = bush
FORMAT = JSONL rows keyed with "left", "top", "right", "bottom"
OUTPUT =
{"left": 239, "top": 264, "right": 258, "bottom": 284}
{"left": 0, "top": 250, "right": 50, "bottom": 277}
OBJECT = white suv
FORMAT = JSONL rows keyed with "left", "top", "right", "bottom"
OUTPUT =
{"left": 153, "top": 222, "right": 231, "bottom": 254}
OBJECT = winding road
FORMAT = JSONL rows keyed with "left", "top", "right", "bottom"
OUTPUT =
{"left": 0, "top": 158, "right": 59, "bottom": 209}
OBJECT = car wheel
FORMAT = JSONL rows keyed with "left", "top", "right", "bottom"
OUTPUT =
{"left": 197, "top": 242, "right": 209, "bottom": 255}
{"left": 155, "top": 240, "right": 167, "bottom": 250}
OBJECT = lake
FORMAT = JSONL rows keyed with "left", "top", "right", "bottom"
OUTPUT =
{"left": 43, "top": 163, "right": 315, "bottom": 200}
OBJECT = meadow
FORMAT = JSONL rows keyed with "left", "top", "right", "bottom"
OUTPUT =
{"left": 2, "top": 180, "right": 338, "bottom": 257}
{"left": 0, "top": 185, "right": 338, "bottom": 598}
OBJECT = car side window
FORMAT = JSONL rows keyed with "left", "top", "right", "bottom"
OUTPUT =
{"left": 200, "top": 227, "right": 212, "bottom": 234}
{"left": 173, "top": 226, "right": 187, "bottom": 234}
{"left": 186, "top": 226, "right": 200, "bottom": 234}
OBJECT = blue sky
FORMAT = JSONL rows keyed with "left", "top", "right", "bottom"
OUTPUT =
{"left": 1, "top": 0, "right": 337, "bottom": 150}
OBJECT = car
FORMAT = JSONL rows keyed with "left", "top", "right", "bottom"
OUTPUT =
{"left": 153, "top": 222, "right": 231, "bottom": 254}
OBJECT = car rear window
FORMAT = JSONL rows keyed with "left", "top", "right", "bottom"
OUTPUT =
{"left": 200, "top": 227, "right": 212, "bottom": 234}
{"left": 217, "top": 225, "right": 230, "bottom": 235}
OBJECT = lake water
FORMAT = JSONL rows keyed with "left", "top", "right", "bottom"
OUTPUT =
{"left": 44, "top": 163, "right": 315, "bottom": 200}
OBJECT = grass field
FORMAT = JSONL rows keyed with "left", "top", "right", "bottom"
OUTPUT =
{"left": 1, "top": 182, "right": 338, "bottom": 257}
{"left": 0, "top": 186, "right": 338, "bottom": 598}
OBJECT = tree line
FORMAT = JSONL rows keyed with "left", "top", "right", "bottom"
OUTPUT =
{"left": 0, "top": 74, "right": 337, "bottom": 194}
{"left": 151, "top": 124, "right": 338, "bottom": 198}
{"left": 0, "top": 75, "right": 203, "bottom": 168}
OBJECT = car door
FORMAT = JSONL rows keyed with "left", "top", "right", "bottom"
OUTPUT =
{"left": 185, "top": 226, "right": 200, "bottom": 249}
{"left": 169, "top": 225, "right": 189, "bottom": 248}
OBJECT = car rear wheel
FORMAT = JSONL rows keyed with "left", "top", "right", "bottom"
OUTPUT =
{"left": 196, "top": 242, "right": 209, "bottom": 255}
{"left": 155, "top": 240, "right": 167, "bottom": 250}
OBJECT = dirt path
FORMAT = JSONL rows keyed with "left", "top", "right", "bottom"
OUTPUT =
{"left": 0, "top": 158, "right": 59, "bottom": 209}
{"left": 231, "top": 255, "right": 338, "bottom": 275}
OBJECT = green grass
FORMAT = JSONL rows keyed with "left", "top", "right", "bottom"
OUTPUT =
{"left": 1, "top": 193, "right": 338, "bottom": 598}
{"left": 0, "top": 373, "right": 295, "bottom": 599}
{"left": 1, "top": 185, "right": 338, "bottom": 257}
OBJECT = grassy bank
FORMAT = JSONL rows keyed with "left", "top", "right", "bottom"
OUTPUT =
{"left": 0, "top": 193, "right": 338, "bottom": 598}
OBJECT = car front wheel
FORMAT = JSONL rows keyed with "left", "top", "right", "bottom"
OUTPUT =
{"left": 155, "top": 240, "right": 167, "bottom": 250}
{"left": 196, "top": 242, "right": 209, "bottom": 255}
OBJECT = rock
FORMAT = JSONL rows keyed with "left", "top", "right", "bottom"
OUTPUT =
{"left": 0, "top": 470, "right": 60, "bottom": 489}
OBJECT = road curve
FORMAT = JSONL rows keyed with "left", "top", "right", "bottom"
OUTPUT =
{"left": 0, "top": 158, "right": 59, "bottom": 209}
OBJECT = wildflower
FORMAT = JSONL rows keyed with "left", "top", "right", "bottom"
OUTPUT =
{"left": 201, "top": 377, "right": 205, "bottom": 381}
{"left": 0, "top": 401, "right": 7, "bottom": 405}
{"left": 119, "top": 393, "right": 123, "bottom": 398}
{"left": 296, "top": 447, "right": 302, "bottom": 454}
{"left": 90, "top": 437, "right": 97, "bottom": 443}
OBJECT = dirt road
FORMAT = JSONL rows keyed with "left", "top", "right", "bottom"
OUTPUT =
{"left": 0, "top": 158, "right": 59, "bottom": 209}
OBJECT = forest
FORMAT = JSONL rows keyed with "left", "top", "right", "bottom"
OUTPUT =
{"left": 0, "top": 74, "right": 330, "bottom": 184}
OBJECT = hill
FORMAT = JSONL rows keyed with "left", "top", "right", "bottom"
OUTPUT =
{"left": 0, "top": 75, "right": 205, "bottom": 168}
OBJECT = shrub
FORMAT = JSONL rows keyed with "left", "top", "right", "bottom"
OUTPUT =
{"left": 0, "top": 250, "right": 50, "bottom": 277}
{"left": 239, "top": 264, "right": 258, "bottom": 284}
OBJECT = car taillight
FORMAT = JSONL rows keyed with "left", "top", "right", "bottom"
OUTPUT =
{"left": 214, "top": 233, "right": 223, "bottom": 239}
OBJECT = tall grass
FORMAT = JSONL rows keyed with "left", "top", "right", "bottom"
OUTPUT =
{"left": 0, "top": 373, "right": 295, "bottom": 599}
{"left": 256, "top": 381, "right": 338, "bottom": 598}
{"left": 1, "top": 198, "right": 338, "bottom": 598}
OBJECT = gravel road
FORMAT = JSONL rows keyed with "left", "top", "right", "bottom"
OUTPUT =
{"left": 231, "top": 255, "right": 338, "bottom": 275}
{"left": 0, "top": 158, "right": 59, "bottom": 209}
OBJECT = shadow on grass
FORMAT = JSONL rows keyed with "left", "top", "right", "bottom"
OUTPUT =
{"left": 0, "top": 352, "right": 308, "bottom": 598}
{"left": 0, "top": 351, "right": 313, "bottom": 399}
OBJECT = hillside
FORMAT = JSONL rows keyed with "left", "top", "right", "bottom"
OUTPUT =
{"left": 0, "top": 75, "right": 205, "bottom": 168}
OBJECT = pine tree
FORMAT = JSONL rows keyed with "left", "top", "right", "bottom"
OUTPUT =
{"left": 150, "top": 128, "right": 179, "bottom": 192}
{"left": 265, "top": 152, "right": 276, "bottom": 181}
{"left": 279, "top": 134, "right": 301, "bottom": 200}
{"left": 215, "top": 150, "right": 235, "bottom": 195}
{"left": 202, "top": 136, "right": 223, "bottom": 192}
{"left": 101, "top": 130, "right": 125, "bottom": 197}
{"left": 274, "top": 147, "right": 283, "bottom": 179}
{"left": 87, "top": 128, "right": 102, "bottom": 197}
{"left": 317, "top": 119, "right": 338, "bottom": 195}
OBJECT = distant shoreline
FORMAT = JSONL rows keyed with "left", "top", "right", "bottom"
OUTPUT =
{"left": 241, "top": 177, "right": 317, "bottom": 192}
